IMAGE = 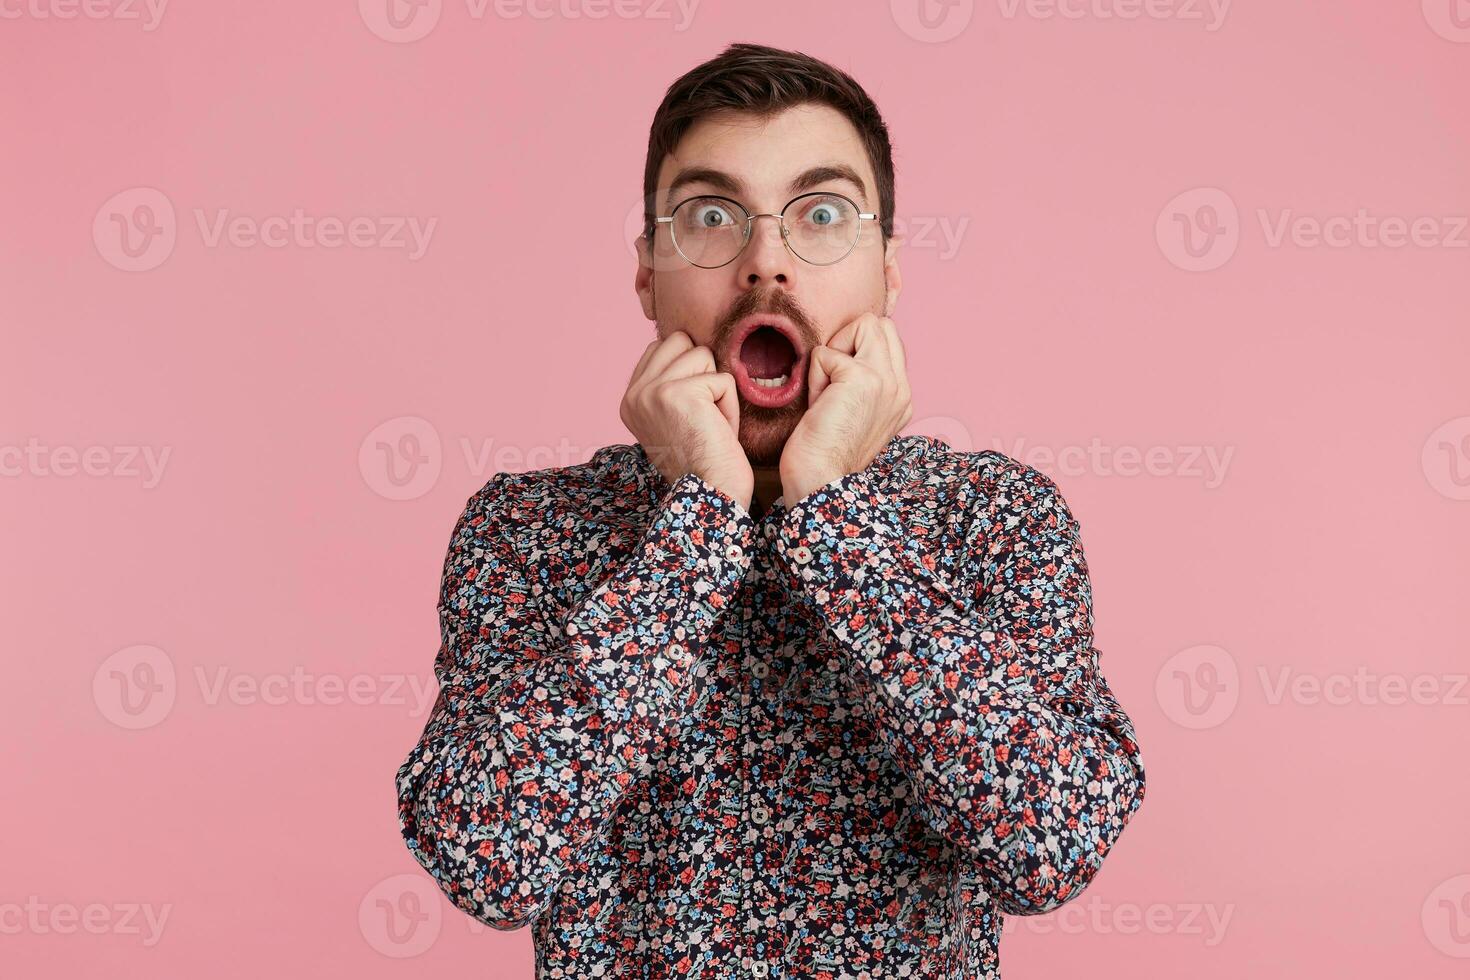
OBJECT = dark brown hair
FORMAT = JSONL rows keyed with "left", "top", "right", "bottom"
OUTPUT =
{"left": 641, "top": 43, "right": 896, "bottom": 247}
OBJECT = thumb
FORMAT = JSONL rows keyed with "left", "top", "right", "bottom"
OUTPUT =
{"left": 808, "top": 345, "right": 855, "bottom": 402}
{"left": 808, "top": 345, "right": 834, "bottom": 402}
{"left": 690, "top": 371, "right": 740, "bottom": 435}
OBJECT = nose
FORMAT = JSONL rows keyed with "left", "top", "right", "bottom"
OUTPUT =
{"left": 734, "top": 212, "right": 794, "bottom": 286}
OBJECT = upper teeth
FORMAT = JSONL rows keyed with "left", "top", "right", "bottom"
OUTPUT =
{"left": 752, "top": 374, "right": 788, "bottom": 388}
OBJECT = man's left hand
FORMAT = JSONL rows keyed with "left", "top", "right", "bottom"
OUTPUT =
{"left": 780, "top": 313, "right": 914, "bottom": 505}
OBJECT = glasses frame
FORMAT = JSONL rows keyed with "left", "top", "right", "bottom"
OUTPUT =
{"left": 653, "top": 191, "right": 879, "bottom": 269}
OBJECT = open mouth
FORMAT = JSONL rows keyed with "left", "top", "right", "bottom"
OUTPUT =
{"left": 729, "top": 315, "right": 806, "bottom": 408}
{"left": 742, "top": 326, "right": 797, "bottom": 387}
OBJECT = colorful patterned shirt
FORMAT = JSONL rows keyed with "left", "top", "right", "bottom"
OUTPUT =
{"left": 395, "top": 433, "right": 1147, "bottom": 979}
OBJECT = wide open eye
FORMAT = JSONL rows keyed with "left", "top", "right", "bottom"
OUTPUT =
{"left": 791, "top": 194, "right": 854, "bottom": 232}
{"left": 678, "top": 198, "right": 742, "bottom": 231}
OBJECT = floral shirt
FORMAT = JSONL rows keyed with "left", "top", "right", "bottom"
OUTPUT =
{"left": 395, "top": 433, "right": 1147, "bottom": 979}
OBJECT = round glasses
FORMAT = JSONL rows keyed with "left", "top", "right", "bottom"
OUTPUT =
{"left": 653, "top": 192, "right": 878, "bottom": 268}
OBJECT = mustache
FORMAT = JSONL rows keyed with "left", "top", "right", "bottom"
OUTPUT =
{"left": 712, "top": 290, "right": 819, "bottom": 360}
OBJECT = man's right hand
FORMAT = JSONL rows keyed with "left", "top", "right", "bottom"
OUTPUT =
{"left": 620, "top": 331, "right": 753, "bottom": 513}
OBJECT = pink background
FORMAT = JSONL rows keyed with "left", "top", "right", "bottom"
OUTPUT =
{"left": 3, "top": 1, "right": 1468, "bottom": 977}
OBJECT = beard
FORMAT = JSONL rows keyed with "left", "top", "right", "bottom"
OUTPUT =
{"left": 734, "top": 397, "right": 805, "bottom": 467}
{"left": 658, "top": 286, "right": 821, "bottom": 468}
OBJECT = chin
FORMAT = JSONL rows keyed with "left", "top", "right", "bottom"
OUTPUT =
{"left": 738, "top": 400, "right": 804, "bottom": 467}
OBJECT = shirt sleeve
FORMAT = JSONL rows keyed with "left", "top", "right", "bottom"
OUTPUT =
{"left": 396, "top": 470, "right": 755, "bottom": 929}
{"left": 770, "top": 462, "right": 1146, "bottom": 916}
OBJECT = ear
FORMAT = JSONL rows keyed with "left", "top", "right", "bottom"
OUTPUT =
{"left": 634, "top": 232, "right": 656, "bottom": 320}
{"left": 881, "top": 233, "right": 903, "bottom": 317}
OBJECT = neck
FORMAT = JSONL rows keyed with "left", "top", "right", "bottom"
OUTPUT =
{"left": 751, "top": 463, "right": 782, "bottom": 517}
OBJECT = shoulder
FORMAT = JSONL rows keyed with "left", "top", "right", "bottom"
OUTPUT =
{"left": 448, "top": 441, "right": 658, "bottom": 552}
{"left": 908, "top": 435, "right": 1081, "bottom": 539}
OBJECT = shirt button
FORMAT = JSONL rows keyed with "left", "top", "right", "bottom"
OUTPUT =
{"left": 752, "top": 805, "right": 770, "bottom": 825}
{"left": 751, "top": 962, "right": 770, "bottom": 978}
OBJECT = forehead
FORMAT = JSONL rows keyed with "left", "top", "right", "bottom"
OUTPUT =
{"left": 655, "top": 102, "right": 876, "bottom": 203}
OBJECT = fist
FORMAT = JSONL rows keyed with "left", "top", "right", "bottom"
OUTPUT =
{"left": 620, "top": 330, "right": 754, "bottom": 511}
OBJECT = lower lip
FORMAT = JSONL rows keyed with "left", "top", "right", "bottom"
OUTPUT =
{"left": 734, "top": 354, "right": 805, "bottom": 408}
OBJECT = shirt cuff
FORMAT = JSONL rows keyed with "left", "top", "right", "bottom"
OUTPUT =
{"left": 561, "top": 469, "right": 756, "bottom": 712}
{"left": 771, "top": 466, "right": 896, "bottom": 593}
{"left": 563, "top": 468, "right": 756, "bottom": 652}
{"left": 643, "top": 470, "right": 756, "bottom": 577}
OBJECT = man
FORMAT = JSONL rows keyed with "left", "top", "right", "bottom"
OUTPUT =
{"left": 396, "top": 42, "right": 1146, "bottom": 980}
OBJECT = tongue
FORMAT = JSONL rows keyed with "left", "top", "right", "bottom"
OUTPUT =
{"left": 740, "top": 327, "right": 795, "bottom": 380}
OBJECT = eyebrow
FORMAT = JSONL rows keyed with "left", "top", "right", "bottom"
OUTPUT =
{"left": 663, "top": 163, "right": 872, "bottom": 211}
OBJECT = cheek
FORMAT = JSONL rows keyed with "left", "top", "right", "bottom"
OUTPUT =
{"left": 653, "top": 286, "right": 720, "bottom": 347}
{"left": 808, "top": 267, "right": 888, "bottom": 334}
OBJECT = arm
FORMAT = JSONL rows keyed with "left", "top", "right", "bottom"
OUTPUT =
{"left": 395, "top": 470, "right": 754, "bottom": 929}
{"left": 771, "top": 462, "right": 1146, "bottom": 915}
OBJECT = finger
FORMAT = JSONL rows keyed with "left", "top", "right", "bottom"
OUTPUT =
{"left": 636, "top": 330, "right": 695, "bottom": 383}
{"left": 824, "top": 315, "right": 861, "bottom": 356}
{"left": 808, "top": 344, "right": 831, "bottom": 402}
{"left": 667, "top": 372, "right": 740, "bottom": 433}
{"left": 849, "top": 315, "right": 893, "bottom": 370}
{"left": 708, "top": 371, "right": 740, "bottom": 434}
{"left": 628, "top": 336, "right": 661, "bottom": 384}
{"left": 825, "top": 313, "right": 879, "bottom": 356}
{"left": 880, "top": 319, "right": 912, "bottom": 430}
{"left": 878, "top": 317, "right": 906, "bottom": 378}
{"left": 809, "top": 344, "right": 859, "bottom": 401}
{"left": 827, "top": 314, "right": 891, "bottom": 370}
{"left": 656, "top": 344, "right": 717, "bottom": 382}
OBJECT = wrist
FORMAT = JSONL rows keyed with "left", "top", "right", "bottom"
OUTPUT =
{"left": 781, "top": 468, "right": 838, "bottom": 507}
